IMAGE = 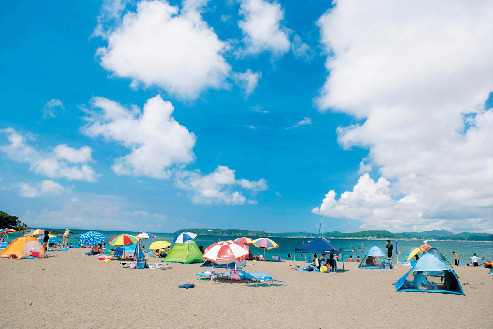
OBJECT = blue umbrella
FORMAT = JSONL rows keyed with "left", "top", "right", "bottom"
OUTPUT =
{"left": 173, "top": 231, "right": 197, "bottom": 244}
{"left": 79, "top": 231, "right": 106, "bottom": 247}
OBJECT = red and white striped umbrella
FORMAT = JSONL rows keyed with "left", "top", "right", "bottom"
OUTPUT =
{"left": 203, "top": 240, "right": 249, "bottom": 265}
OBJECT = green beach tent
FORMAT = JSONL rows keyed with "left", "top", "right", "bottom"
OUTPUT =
{"left": 163, "top": 242, "right": 204, "bottom": 264}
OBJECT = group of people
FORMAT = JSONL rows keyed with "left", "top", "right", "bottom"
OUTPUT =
{"left": 312, "top": 253, "right": 338, "bottom": 272}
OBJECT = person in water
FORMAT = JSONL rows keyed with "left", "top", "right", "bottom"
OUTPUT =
{"left": 348, "top": 255, "right": 354, "bottom": 262}
{"left": 356, "top": 255, "right": 361, "bottom": 262}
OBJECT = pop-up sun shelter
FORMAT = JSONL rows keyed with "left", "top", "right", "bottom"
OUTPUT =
{"left": 0, "top": 236, "right": 45, "bottom": 259}
{"left": 394, "top": 253, "right": 464, "bottom": 295}
{"left": 358, "top": 245, "right": 392, "bottom": 269}
{"left": 163, "top": 242, "right": 204, "bottom": 264}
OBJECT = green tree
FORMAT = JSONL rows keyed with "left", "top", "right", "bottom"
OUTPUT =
{"left": 0, "top": 211, "right": 27, "bottom": 231}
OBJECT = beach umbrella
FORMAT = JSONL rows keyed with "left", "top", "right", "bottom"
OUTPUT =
{"left": 173, "top": 231, "right": 197, "bottom": 244}
{"left": 149, "top": 240, "right": 171, "bottom": 250}
{"left": 203, "top": 240, "right": 249, "bottom": 265}
{"left": 136, "top": 232, "right": 156, "bottom": 250}
{"left": 234, "top": 237, "right": 254, "bottom": 245}
{"left": 109, "top": 234, "right": 139, "bottom": 246}
{"left": 78, "top": 231, "right": 106, "bottom": 247}
{"left": 252, "top": 238, "right": 279, "bottom": 249}
{"left": 0, "top": 228, "right": 17, "bottom": 234}
{"left": 136, "top": 232, "right": 156, "bottom": 240}
{"left": 27, "top": 229, "right": 45, "bottom": 236}
{"left": 252, "top": 238, "right": 279, "bottom": 259}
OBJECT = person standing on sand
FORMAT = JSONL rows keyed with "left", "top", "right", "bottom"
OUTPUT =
{"left": 63, "top": 229, "right": 69, "bottom": 248}
{"left": 452, "top": 251, "right": 459, "bottom": 266}
{"left": 386, "top": 240, "right": 393, "bottom": 265}
{"left": 471, "top": 253, "right": 479, "bottom": 267}
{"left": 42, "top": 231, "right": 50, "bottom": 254}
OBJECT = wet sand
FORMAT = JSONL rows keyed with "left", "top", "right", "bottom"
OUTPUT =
{"left": 0, "top": 249, "right": 491, "bottom": 328}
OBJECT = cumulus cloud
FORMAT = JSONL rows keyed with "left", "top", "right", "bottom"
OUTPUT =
{"left": 0, "top": 128, "right": 96, "bottom": 182}
{"left": 238, "top": 0, "right": 290, "bottom": 56}
{"left": 97, "top": 0, "right": 230, "bottom": 100}
{"left": 315, "top": 0, "right": 493, "bottom": 232}
{"left": 233, "top": 69, "right": 261, "bottom": 96}
{"left": 175, "top": 165, "right": 268, "bottom": 205}
{"left": 83, "top": 95, "right": 196, "bottom": 179}
{"left": 43, "top": 99, "right": 64, "bottom": 119}
{"left": 18, "top": 180, "right": 65, "bottom": 198}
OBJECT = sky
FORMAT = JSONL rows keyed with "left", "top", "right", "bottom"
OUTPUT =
{"left": 1, "top": 0, "right": 492, "bottom": 234}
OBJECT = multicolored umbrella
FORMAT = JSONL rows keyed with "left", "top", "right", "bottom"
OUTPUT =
{"left": 203, "top": 240, "right": 249, "bottom": 265}
{"left": 28, "top": 229, "right": 45, "bottom": 236}
{"left": 173, "top": 231, "right": 197, "bottom": 244}
{"left": 234, "top": 237, "right": 254, "bottom": 245}
{"left": 149, "top": 240, "right": 171, "bottom": 250}
{"left": 136, "top": 232, "right": 156, "bottom": 240}
{"left": 0, "top": 228, "right": 17, "bottom": 234}
{"left": 252, "top": 238, "right": 279, "bottom": 250}
{"left": 109, "top": 234, "right": 139, "bottom": 246}
{"left": 78, "top": 231, "right": 106, "bottom": 247}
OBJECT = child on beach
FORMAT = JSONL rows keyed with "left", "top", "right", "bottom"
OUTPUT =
{"left": 356, "top": 255, "right": 361, "bottom": 262}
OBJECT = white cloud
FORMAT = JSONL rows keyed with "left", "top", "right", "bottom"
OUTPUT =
{"left": 233, "top": 69, "right": 261, "bottom": 96}
{"left": 83, "top": 95, "right": 196, "bottom": 179}
{"left": 315, "top": 0, "right": 493, "bottom": 232}
{"left": 94, "top": 0, "right": 133, "bottom": 38}
{"left": 97, "top": 0, "right": 230, "bottom": 100}
{"left": 18, "top": 180, "right": 65, "bottom": 198}
{"left": 0, "top": 128, "right": 96, "bottom": 182}
{"left": 175, "top": 165, "right": 268, "bottom": 205}
{"left": 287, "top": 117, "right": 312, "bottom": 129}
{"left": 43, "top": 99, "right": 64, "bottom": 119}
{"left": 238, "top": 0, "right": 290, "bottom": 56}
{"left": 291, "top": 35, "right": 310, "bottom": 60}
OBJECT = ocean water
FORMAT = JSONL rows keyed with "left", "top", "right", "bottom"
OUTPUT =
{"left": 6, "top": 230, "right": 492, "bottom": 265}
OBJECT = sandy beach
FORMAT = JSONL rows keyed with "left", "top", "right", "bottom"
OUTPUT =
{"left": 1, "top": 249, "right": 491, "bottom": 328}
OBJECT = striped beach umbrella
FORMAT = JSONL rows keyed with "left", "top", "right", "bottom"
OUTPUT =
{"left": 109, "top": 234, "right": 139, "bottom": 246}
{"left": 0, "top": 228, "right": 17, "bottom": 234}
{"left": 252, "top": 238, "right": 279, "bottom": 250}
{"left": 203, "top": 240, "right": 249, "bottom": 265}
{"left": 173, "top": 232, "right": 197, "bottom": 244}
{"left": 136, "top": 232, "right": 156, "bottom": 240}
{"left": 78, "top": 231, "right": 106, "bottom": 247}
{"left": 234, "top": 237, "right": 254, "bottom": 245}
{"left": 27, "top": 229, "right": 45, "bottom": 236}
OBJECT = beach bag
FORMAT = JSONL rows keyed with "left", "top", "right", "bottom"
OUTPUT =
{"left": 320, "top": 265, "right": 327, "bottom": 272}
{"left": 31, "top": 251, "right": 40, "bottom": 257}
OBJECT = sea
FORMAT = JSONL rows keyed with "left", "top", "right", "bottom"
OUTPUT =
{"left": 7, "top": 229, "right": 493, "bottom": 265}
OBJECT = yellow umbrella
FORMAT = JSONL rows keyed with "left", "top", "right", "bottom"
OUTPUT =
{"left": 149, "top": 240, "right": 171, "bottom": 250}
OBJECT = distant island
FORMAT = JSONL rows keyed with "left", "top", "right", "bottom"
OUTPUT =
{"left": 175, "top": 228, "right": 493, "bottom": 242}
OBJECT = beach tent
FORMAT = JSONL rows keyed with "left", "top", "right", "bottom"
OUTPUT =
{"left": 0, "top": 236, "right": 45, "bottom": 259}
{"left": 163, "top": 242, "right": 204, "bottom": 264}
{"left": 294, "top": 238, "right": 342, "bottom": 254}
{"left": 358, "top": 246, "right": 392, "bottom": 269}
{"left": 426, "top": 248, "right": 458, "bottom": 276}
{"left": 394, "top": 254, "right": 464, "bottom": 295}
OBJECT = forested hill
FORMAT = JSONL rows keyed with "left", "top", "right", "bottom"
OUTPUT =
{"left": 174, "top": 228, "right": 493, "bottom": 241}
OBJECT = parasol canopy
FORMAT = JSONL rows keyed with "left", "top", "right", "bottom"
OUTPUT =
{"left": 109, "top": 234, "right": 139, "bottom": 246}
{"left": 203, "top": 240, "right": 249, "bottom": 265}
{"left": 78, "top": 231, "right": 106, "bottom": 247}
{"left": 173, "top": 232, "right": 197, "bottom": 244}
{"left": 149, "top": 240, "right": 171, "bottom": 250}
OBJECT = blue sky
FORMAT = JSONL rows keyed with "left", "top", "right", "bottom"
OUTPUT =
{"left": 1, "top": 0, "right": 492, "bottom": 233}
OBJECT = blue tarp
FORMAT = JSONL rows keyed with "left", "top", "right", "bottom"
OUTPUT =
{"left": 394, "top": 254, "right": 464, "bottom": 295}
{"left": 294, "top": 238, "right": 342, "bottom": 254}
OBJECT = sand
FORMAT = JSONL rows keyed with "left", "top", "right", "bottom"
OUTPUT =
{"left": 1, "top": 249, "right": 492, "bottom": 328}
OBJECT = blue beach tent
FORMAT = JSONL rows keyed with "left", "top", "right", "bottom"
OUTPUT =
{"left": 394, "top": 253, "right": 464, "bottom": 295}
{"left": 358, "top": 246, "right": 392, "bottom": 269}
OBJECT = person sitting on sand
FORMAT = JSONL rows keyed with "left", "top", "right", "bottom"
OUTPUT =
{"left": 356, "top": 255, "right": 361, "bottom": 262}
{"left": 348, "top": 255, "right": 354, "bottom": 262}
{"left": 153, "top": 249, "right": 160, "bottom": 257}
{"left": 69, "top": 243, "right": 73, "bottom": 248}
{"left": 328, "top": 254, "right": 337, "bottom": 272}
{"left": 366, "top": 256, "right": 375, "bottom": 266}
{"left": 92, "top": 244, "right": 101, "bottom": 255}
